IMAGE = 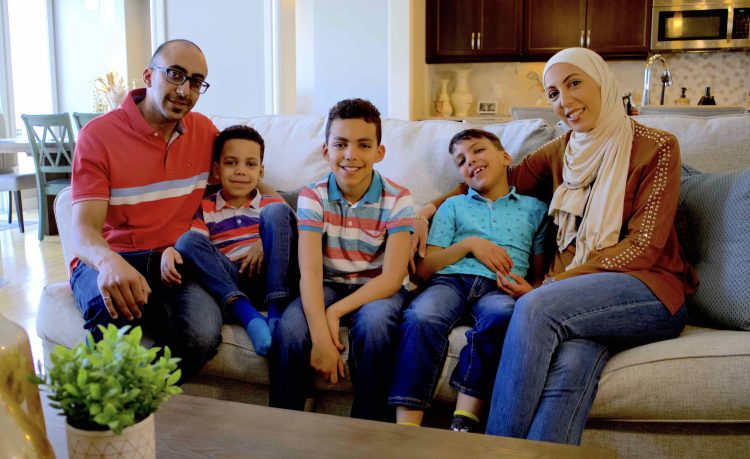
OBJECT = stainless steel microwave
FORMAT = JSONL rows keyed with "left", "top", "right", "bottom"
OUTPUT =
{"left": 651, "top": 0, "right": 750, "bottom": 50}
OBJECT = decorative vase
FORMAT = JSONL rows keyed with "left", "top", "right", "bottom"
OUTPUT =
{"left": 451, "top": 69, "right": 474, "bottom": 117}
{"left": 435, "top": 79, "right": 453, "bottom": 117}
{"left": 0, "top": 314, "right": 54, "bottom": 458}
{"left": 66, "top": 413, "right": 156, "bottom": 459}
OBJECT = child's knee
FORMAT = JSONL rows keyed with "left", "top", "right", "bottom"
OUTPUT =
{"left": 175, "top": 231, "right": 208, "bottom": 252}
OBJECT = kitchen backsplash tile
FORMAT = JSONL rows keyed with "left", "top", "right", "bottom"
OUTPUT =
{"left": 426, "top": 51, "right": 749, "bottom": 116}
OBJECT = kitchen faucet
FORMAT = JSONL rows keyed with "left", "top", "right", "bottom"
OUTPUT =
{"left": 641, "top": 54, "right": 672, "bottom": 105}
{"left": 642, "top": 54, "right": 673, "bottom": 106}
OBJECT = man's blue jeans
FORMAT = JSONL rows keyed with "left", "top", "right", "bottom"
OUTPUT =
{"left": 70, "top": 250, "right": 223, "bottom": 381}
{"left": 389, "top": 274, "right": 514, "bottom": 410}
{"left": 174, "top": 203, "right": 298, "bottom": 310}
{"left": 485, "top": 273, "right": 687, "bottom": 444}
{"left": 269, "top": 283, "right": 408, "bottom": 422}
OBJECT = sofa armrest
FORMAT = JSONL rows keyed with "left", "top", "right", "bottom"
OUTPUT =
{"left": 53, "top": 186, "right": 74, "bottom": 272}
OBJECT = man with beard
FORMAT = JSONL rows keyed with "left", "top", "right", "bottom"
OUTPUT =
{"left": 69, "top": 39, "right": 221, "bottom": 380}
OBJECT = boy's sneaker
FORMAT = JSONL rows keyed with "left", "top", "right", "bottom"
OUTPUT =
{"left": 449, "top": 414, "right": 479, "bottom": 433}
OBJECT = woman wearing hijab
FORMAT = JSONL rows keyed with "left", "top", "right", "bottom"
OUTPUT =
{"left": 421, "top": 47, "right": 698, "bottom": 444}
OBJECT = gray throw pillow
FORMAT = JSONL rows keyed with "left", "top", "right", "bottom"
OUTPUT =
{"left": 679, "top": 167, "right": 750, "bottom": 330}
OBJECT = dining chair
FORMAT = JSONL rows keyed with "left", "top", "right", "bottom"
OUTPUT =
{"left": 21, "top": 113, "right": 76, "bottom": 240}
{"left": 0, "top": 168, "right": 37, "bottom": 232}
{"left": 72, "top": 112, "right": 101, "bottom": 132}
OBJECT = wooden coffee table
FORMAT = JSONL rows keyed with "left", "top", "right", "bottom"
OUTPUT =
{"left": 43, "top": 394, "right": 615, "bottom": 458}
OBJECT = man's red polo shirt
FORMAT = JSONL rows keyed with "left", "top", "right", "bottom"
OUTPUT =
{"left": 72, "top": 88, "right": 219, "bottom": 253}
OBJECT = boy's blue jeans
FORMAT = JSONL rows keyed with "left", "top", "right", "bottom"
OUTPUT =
{"left": 174, "top": 203, "right": 298, "bottom": 310}
{"left": 269, "top": 283, "right": 408, "bottom": 422}
{"left": 388, "top": 274, "right": 514, "bottom": 410}
{"left": 70, "top": 250, "right": 222, "bottom": 381}
{"left": 485, "top": 273, "right": 687, "bottom": 444}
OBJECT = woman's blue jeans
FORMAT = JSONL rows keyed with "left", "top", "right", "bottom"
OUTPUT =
{"left": 389, "top": 274, "right": 514, "bottom": 410}
{"left": 174, "top": 203, "right": 298, "bottom": 309}
{"left": 70, "top": 250, "right": 223, "bottom": 381}
{"left": 269, "top": 283, "right": 408, "bottom": 422}
{"left": 485, "top": 272, "right": 687, "bottom": 444}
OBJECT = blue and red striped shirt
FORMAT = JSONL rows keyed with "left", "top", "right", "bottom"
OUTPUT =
{"left": 190, "top": 189, "right": 284, "bottom": 260}
{"left": 297, "top": 171, "right": 415, "bottom": 285}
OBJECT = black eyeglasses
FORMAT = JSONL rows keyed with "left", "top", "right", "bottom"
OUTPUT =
{"left": 150, "top": 66, "right": 210, "bottom": 94}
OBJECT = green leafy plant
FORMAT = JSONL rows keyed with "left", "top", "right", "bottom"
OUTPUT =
{"left": 32, "top": 324, "right": 182, "bottom": 434}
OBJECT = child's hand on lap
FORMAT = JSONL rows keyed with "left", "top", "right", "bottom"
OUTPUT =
{"left": 236, "top": 241, "right": 264, "bottom": 276}
{"left": 464, "top": 237, "right": 513, "bottom": 276}
{"left": 310, "top": 340, "right": 346, "bottom": 384}
{"left": 160, "top": 247, "right": 183, "bottom": 285}
{"left": 497, "top": 272, "right": 533, "bottom": 298}
{"left": 325, "top": 305, "right": 345, "bottom": 351}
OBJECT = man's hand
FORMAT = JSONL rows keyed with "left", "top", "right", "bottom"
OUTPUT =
{"left": 325, "top": 305, "right": 345, "bottom": 351}
{"left": 497, "top": 272, "right": 533, "bottom": 298}
{"left": 97, "top": 254, "right": 152, "bottom": 320}
{"left": 465, "top": 237, "right": 513, "bottom": 276}
{"left": 160, "top": 247, "right": 183, "bottom": 285}
{"left": 310, "top": 340, "right": 346, "bottom": 384}
{"left": 234, "top": 240, "right": 264, "bottom": 276}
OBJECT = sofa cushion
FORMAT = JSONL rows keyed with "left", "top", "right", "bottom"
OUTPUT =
{"left": 679, "top": 167, "right": 750, "bottom": 330}
{"left": 589, "top": 326, "right": 750, "bottom": 421}
{"left": 634, "top": 114, "right": 750, "bottom": 173}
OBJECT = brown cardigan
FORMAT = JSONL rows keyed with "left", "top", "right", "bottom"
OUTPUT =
{"left": 435, "top": 121, "right": 698, "bottom": 314}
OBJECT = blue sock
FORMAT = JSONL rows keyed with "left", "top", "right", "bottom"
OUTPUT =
{"left": 229, "top": 298, "right": 271, "bottom": 356}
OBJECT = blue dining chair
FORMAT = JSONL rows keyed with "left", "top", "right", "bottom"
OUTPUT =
{"left": 21, "top": 113, "right": 76, "bottom": 240}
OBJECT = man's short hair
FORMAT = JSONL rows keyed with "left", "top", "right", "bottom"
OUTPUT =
{"left": 149, "top": 39, "right": 203, "bottom": 66}
{"left": 325, "top": 98, "right": 382, "bottom": 145}
{"left": 213, "top": 125, "right": 266, "bottom": 163}
{"left": 448, "top": 129, "right": 504, "bottom": 155}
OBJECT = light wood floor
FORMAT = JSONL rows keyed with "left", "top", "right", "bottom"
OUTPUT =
{"left": 0, "top": 212, "right": 67, "bottom": 363}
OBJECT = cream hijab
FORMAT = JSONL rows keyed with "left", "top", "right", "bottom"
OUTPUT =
{"left": 542, "top": 48, "right": 634, "bottom": 269}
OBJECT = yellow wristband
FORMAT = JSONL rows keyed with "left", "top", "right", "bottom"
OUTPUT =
{"left": 415, "top": 215, "right": 429, "bottom": 225}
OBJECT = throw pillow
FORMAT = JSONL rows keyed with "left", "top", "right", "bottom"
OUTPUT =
{"left": 679, "top": 167, "right": 750, "bottom": 330}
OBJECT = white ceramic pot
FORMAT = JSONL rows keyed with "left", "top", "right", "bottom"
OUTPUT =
{"left": 451, "top": 69, "right": 474, "bottom": 117}
{"left": 66, "top": 414, "right": 155, "bottom": 459}
{"left": 436, "top": 79, "right": 453, "bottom": 116}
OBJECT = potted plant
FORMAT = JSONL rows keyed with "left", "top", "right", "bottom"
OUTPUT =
{"left": 32, "top": 324, "right": 182, "bottom": 459}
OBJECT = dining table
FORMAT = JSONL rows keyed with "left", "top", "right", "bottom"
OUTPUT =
{"left": 0, "top": 137, "right": 32, "bottom": 155}
{"left": 0, "top": 137, "right": 61, "bottom": 236}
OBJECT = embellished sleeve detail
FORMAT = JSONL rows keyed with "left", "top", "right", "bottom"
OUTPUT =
{"left": 508, "top": 135, "right": 563, "bottom": 199}
{"left": 556, "top": 126, "right": 681, "bottom": 279}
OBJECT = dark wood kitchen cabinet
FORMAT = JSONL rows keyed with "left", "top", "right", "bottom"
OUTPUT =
{"left": 523, "top": 0, "right": 651, "bottom": 59}
{"left": 426, "top": 0, "right": 522, "bottom": 63}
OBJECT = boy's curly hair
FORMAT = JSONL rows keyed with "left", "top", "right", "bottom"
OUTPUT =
{"left": 213, "top": 125, "right": 265, "bottom": 163}
{"left": 448, "top": 129, "right": 504, "bottom": 155}
{"left": 325, "top": 98, "right": 382, "bottom": 145}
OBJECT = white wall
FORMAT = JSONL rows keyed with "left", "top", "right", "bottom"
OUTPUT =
{"left": 162, "top": 0, "right": 268, "bottom": 118}
{"left": 309, "top": 0, "right": 388, "bottom": 116}
{"left": 54, "top": 0, "right": 128, "bottom": 112}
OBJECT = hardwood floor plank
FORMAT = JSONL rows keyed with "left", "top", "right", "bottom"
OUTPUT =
{"left": 0, "top": 214, "right": 67, "bottom": 364}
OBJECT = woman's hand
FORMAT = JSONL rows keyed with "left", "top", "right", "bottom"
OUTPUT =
{"left": 409, "top": 205, "right": 435, "bottom": 273}
{"left": 497, "top": 272, "right": 534, "bottom": 298}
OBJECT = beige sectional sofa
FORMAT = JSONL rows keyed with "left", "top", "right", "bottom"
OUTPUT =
{"left": 37, "top": 113, "right": 750, "bottom": 458}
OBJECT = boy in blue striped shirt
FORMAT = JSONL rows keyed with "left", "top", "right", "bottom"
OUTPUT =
{"left": 160, "top": 125, "right": 297, "bottom": 356}
{"left": 270, "top": 99, "right": 414, "bottom": 421}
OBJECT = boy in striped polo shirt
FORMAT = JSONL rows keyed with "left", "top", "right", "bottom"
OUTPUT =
{"left": 270, "top": 99, "right": 415, "bottom": 422}
{"left": 160, "top": 125, "right": 297, "bottom": 356}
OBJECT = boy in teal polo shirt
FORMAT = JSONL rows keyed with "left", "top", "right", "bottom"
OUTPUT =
{"left": 388, "top": 129, "right": 548, "bottom": 432}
